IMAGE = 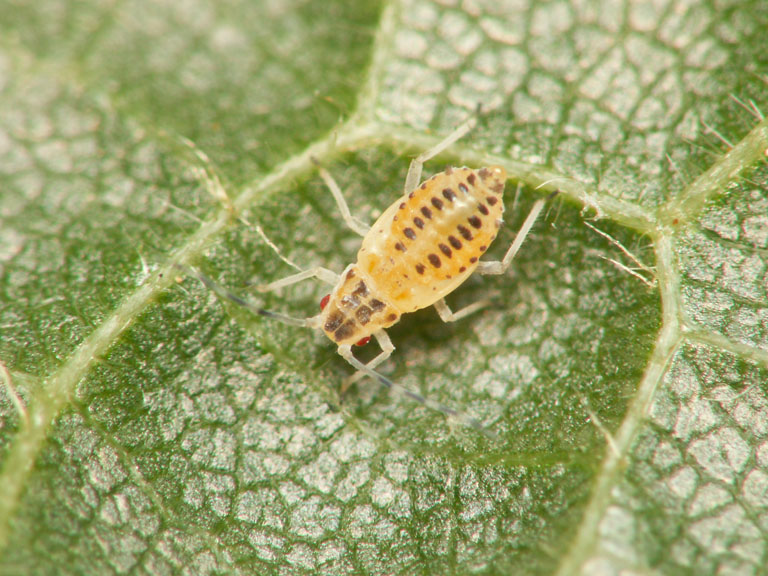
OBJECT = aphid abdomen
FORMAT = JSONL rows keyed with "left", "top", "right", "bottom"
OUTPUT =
{"left": 320, "top": 265, "right": 401, "bottom": 345}
{"left": 357, "top": 166, "right": 506, "bottom": 312}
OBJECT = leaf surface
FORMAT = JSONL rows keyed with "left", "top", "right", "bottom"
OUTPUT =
{"left": 1, "top": 1, "right": 767, "bottom": 574}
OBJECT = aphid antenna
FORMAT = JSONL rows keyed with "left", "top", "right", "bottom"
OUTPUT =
{"left": 339, "top": 346, "right": 497, "bottom": 440}
{"left": 255, "top": 224, "right": 305, "bottom": 273}
{"left": 180, "top": 264, "right": 321, "bottom": 329}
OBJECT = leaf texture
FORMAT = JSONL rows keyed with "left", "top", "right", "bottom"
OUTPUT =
{"left": 0, "top": 1, "right": 767, "bottom": 574}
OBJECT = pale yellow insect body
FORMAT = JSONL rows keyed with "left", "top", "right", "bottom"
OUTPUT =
{"left": 188, "top": 114, "right": 550, "bottom": 432}
{"left": 319, "top": 166, "right": 506, "bottom": 346}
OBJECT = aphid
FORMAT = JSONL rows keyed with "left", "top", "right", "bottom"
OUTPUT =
{"left": 190, "top": 113, "right": 554, "bottom": 433}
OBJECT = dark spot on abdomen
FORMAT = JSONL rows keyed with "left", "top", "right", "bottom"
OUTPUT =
{"left": 428, "top": 254, "right": 441, "bottom": 268}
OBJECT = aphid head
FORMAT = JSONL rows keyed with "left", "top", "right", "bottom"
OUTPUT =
{"left": 318, "top": 266, "right": 401, "bottom": 347}
{"left": 319, "top": 289, "right": 372, "bottom": 347}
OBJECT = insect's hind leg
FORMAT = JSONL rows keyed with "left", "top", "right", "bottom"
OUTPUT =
{"left": 433, "top": 298, "right": 490, "bottom": 323}
{"left": 403, "top": 106, "right": 479, "bottom": 194}
{"left": 432, "top": 188, "right": 555, "bottom": 322}
{"left": 475, "top": 193, "right": 554, "bottom": 276}
{"left": 312, "top": 158, "right": 370, "bottom": 237}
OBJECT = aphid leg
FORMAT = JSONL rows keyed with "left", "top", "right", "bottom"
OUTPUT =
{"left": 340, "top": 330, "right": 395, "bottom": 394}
{"left": 476, "top": 195, "right": 550, "bottom": 276}
{"left": 253, "top": 221, "right": 340, "bottom": 288}
{"left": 337, "top": 344, "right": 494, "bottom": 438}
{"left": 256, "top": 267, "right": 339, "bottom": 292}
{"left": 183, "top": 265, "right": 321, "bottom": 329}
{"left": 433, "top": 298, "right": 490, "bottom": 323}
{"left": 311, "top": 157, "right": 370, "bottom": 237}
{"left": 403, "top": 109, "right": 479, "bottom": 194}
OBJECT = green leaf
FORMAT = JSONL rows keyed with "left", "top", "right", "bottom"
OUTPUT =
{"left": 1, "top": 1, "right": 766, "bottom": 575}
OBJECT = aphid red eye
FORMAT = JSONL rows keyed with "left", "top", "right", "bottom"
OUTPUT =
{"left": 355, "top": 336, "right": 371, "bottom": 347}
{"left": 320, "top": 294, "right": 330, "bottom": 310}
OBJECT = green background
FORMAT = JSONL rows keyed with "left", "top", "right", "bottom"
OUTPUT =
{"left": 1, "top": 0, "right": 767, "bottom": 574}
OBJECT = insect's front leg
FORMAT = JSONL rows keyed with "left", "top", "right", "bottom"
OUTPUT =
{"left": 256, "top": 267, "right": 339, "bottom": 292}
{"left": 340, "top": 330, "right": 395, "bottom": 395}
{"left": 337, "top": 341, "right": 494, "bottom": 438}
